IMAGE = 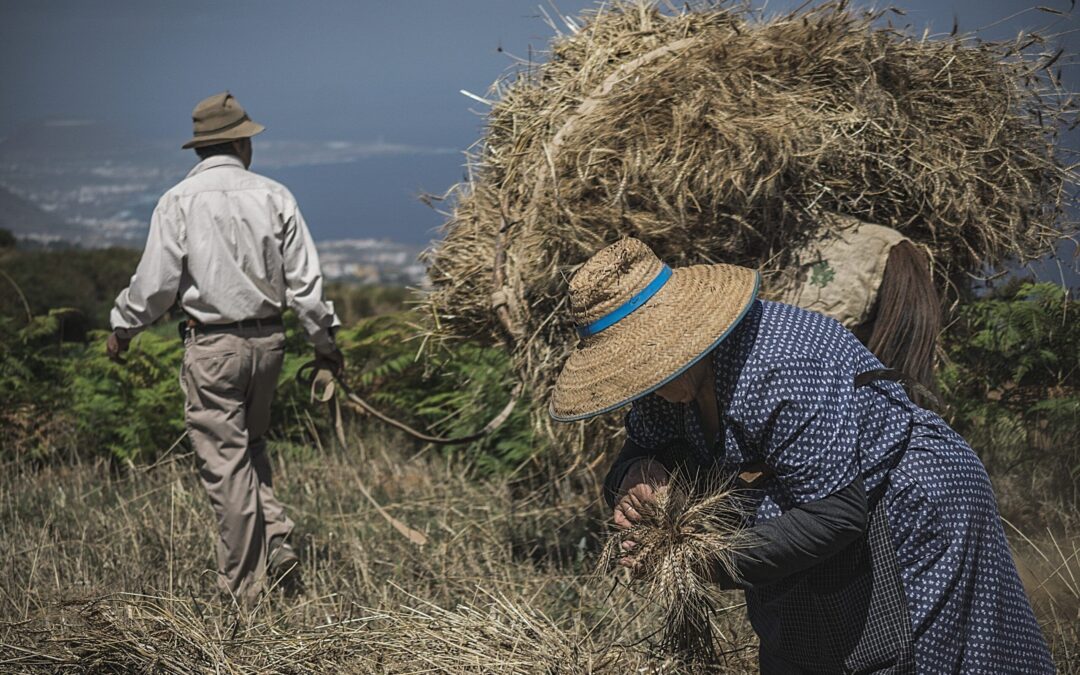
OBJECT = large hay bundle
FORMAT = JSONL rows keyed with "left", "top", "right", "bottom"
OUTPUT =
{"left": 423, "top": 1, "right": 1076, "bottom": 457}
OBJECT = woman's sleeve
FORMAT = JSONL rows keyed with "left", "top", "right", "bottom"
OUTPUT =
{"left": 712, "top": 476, "right": 869, "bottom": 588}
{"left": 602, "top": 394, "right": 680, "bottom": 508}
{"left": 740, "top": 357, "right": 860, "bottom": 505}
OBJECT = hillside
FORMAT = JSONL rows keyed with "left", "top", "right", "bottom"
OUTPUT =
{"left": 0, "top": 184, "right": 84, "bottom": 242}
{"left": 0, "top": 246, "right": 141, "bottom": 334}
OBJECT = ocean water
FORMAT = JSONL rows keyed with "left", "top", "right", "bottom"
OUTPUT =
{"left": 262, "top": 152, "right": 465, "bottom": 245}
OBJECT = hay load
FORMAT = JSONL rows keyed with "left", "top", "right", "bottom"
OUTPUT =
{"left": 423, "top": 0, "right": 1076, "bottom": 453}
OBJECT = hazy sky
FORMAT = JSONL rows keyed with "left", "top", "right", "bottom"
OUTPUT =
{"left": 1, "top": 0, "right": 1076, "bottom": 243}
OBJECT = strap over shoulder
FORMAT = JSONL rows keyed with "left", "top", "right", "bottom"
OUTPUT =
{"left": 854, "top": 368, "right": 939, "bottom": 408}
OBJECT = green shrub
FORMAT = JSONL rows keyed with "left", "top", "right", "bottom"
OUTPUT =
{"left": 335, "top": 314, "right": 537, "bottom": 473}
{"left": 1, "top": 305, "right": 534, "bottom": 473}
{"left": 0, "top": 247, "right": 141, "bottom": 335}
{"left": 0, "top": 310, "right": 83, "bottom": 459}
{"left": 939, "top": 281, "right": 1078, "bottom": 495}
{"left": 66, "top": 330, "right": 186, "bottom": 462}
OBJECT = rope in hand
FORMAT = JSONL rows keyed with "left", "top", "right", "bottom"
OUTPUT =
{"left": 296, "top": 361, "right": 522, "bottom": 446}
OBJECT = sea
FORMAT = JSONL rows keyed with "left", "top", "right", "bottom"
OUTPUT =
{"left": 261, "top": 152, "right": 465, "bottom": 246}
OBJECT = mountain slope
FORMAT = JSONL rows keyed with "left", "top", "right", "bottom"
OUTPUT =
{"left": 0, "top": 184, "right": 82, "bottom": 240}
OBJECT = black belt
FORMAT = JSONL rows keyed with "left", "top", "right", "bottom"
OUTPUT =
{"left": 180, "top": 316, "right": 282, "bottom": 339}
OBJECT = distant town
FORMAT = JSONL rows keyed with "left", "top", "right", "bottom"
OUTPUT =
{"left": 309, "top": 238, "right": 426, "bottom": 286}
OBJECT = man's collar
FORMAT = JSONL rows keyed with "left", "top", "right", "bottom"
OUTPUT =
{"left": 187, "top": 154, "right": 245, "bottom": 179}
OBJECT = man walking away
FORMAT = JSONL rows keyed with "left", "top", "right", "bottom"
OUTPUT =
{"left": 107, "top": 91, "right": 344, "bottom": 604}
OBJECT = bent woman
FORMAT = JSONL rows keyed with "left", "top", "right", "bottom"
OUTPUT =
{"left": 549, "top": 238, "right": 1052, "bottom": 674}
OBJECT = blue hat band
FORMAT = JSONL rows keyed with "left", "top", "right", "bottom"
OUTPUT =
{"left": 576, "top": 264, "right": 672, "bottom": 338}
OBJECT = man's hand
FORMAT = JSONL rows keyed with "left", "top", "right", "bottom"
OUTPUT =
{"left": 315, "top": 345, "right": 346, "bottom": 378}
{"left": 613, "top": 459, "right": 669, "bottom": 569}
{"left": 106, "top": 331, "right": 131, "bottom": 363}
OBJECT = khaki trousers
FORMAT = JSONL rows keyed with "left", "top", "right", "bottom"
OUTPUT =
{"left": 181, "top": 325, "right": 294, "bottom": 603}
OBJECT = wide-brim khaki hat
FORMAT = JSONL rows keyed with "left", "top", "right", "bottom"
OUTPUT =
{"left": 550, "top": 238, "right": 759, "bottom": 422}
{"left": 181, "top": 91, "right": 265, "bottom": 149}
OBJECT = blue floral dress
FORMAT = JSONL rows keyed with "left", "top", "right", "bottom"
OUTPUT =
{"left": 624, "top": 300, "right": 1053, "bottom": 673}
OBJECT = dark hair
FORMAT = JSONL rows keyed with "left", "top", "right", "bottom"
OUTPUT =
{"left": 862, "top": 240, "right": 942, "bottom": 405}
{"left": 194, "top": 140, "right": 239, "bottom": 160}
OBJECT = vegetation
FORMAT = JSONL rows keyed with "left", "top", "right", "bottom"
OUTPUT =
{"left": 0, "top": 310, "right": 84, "bottom": 461}
{"left": 0, "top": 242, "right": 1076, "bottom": 670}
{"left": 1, "top": 316, "right": 530, "bottom": 472}
{"left": 0, "top": 436, "right": 759, "bottom": 673}
{"left": 940, "top": 281, "right": 1079, "bottom": 509}
{"left": 68, "top": 329, "right": 186, "bottom": 462}
{"left": 0, "top": 245, "right": 140, "bottom": 338}
{"left": 0, "top": 246, "right": 530, "bottom": 472}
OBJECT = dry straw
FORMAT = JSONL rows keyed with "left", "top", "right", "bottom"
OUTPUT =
{"left": 598, "top": 473, "right": 757, "bottom": 665}
{"left": 421, "top": 0, "right": 1078, "bottom": 460}
{"left": 0, "top": 448, "right": 760, "bottom": 673}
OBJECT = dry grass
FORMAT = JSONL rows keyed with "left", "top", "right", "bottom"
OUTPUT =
{"left": 0, "top": 431, "right": 758, "bottom": 673}
{"left": 0, "top": 430, "right": 1075, "bottom": 672}
{"left": 991, "top": 469, "right": 1080, "bottom": 673}
{"left": 421, "top": 0, "right": 1077, "bottom": 461}
{"left": 1010, "top": 525, "right": 1080, "bottom": 672}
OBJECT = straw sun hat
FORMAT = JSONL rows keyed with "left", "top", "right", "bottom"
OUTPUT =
{"left": 181, "top": 91, "right": 265, "bottom": 149}
{"left": 550, "top": 238, "right": 759, "bottom": 422}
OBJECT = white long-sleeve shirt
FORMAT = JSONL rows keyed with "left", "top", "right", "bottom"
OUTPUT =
{"left": 110, "top": 155, "right": 339, "bottom": 350}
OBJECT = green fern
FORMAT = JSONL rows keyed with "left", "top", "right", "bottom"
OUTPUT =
{"left": 67, "top": 330, "right": 185, "bottom": 461}
{"left": 332, "top": 314, "right": 539, "bottom": 473}
{"left": 940, "top": 281, "right": 1078, "bottom": 485}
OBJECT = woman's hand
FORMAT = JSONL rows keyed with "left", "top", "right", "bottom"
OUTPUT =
{"left": 613, "top": 459, "right": 669, "bottom": 528}
{"left": 613, "top": 459, "right": 669, "bottom": 568}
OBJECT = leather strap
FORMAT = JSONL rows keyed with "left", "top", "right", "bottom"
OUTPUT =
{"left": 186, "top": 316, "right": 283, "bottom": 334}
{"left": 855, "top": 367, "right": 940, "bottom": 408}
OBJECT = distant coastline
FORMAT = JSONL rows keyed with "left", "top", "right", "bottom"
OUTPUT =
{"left": 0, "top": 122, "right": 462, "bottom": 251}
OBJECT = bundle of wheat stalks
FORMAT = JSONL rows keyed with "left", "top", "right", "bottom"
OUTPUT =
{"left": 599, "top": 474, "right": 757, "bottom": 665}
{"left": 422, "top": 0, "right": 1076, "bottom": 458}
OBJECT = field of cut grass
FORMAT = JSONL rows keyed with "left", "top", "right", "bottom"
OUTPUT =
{"left": 0, "top": 428, "right": 1074, "bottom": 673}
{"left": 0, "top": 429, "right": 759, "bottom": 673}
